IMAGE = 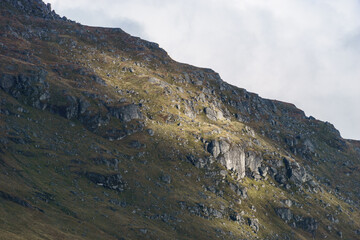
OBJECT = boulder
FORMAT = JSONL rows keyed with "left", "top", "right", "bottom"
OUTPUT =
{"left": 204, "top": 107, "right": 224, "bottom": 121}
{"left": 248, "top": 218, "right": 260, "bottom": 232}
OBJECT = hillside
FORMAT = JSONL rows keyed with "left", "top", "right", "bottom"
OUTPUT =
{"left": 0, "top": 0, "right": 360, "bottom": 239}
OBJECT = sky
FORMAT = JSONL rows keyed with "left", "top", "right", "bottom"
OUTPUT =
{"left": 44, "top": 0, "right": 360, "bottom": 140}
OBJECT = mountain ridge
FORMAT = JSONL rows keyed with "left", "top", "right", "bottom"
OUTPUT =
{"left": 0, "top": 0, "right": 360, "bottom": 239}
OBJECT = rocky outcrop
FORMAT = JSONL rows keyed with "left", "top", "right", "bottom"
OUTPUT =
{"left": 248, "top": 218, "right": 260, "bottom": 232}
{"left": 0, "top": 190, "right": 34, "bottom": 209}
{"left": 1, "top": 0, "right": 61, "bottom": 20}
{"left": 107, "top": 104, "right": 143, "bottom": 122}
{"left": 85, "top": 172, "right": 126, "bottom": 192}
{"left": 0, "top": 69, "right": 50, "bottom": 109}
{"left": 206, "top": 139, "right": 264, "bottom": 179}
{"left": 186, "top": 155, "right": 211, "bottom": 169}
{"left": 275, "top": 207, "right": 318, "bottom": 235}
{"left": 268, "top": 157, "right": 314, "bottom": 188}
{"left": 296, "top": 217, "right": 318, "bottom": 235}
{"left": 207, "top": 139, "right": 246, "bottom": 178}
{"left": 283, "top": 158, "right": 309, "bottom": 185}
{"left": 204, "top": 107, "right": 224, "bottom": 121}
{"left": 275, "top": 207, "right": 293, "bottom": 222}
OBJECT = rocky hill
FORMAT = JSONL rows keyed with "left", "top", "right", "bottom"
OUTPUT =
{"left": 0, "top": 0, "right": 360, "bottom": 239}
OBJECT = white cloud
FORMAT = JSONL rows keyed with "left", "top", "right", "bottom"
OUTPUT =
{"left": 45, "top": 0, "right": 360, "bottom": 139}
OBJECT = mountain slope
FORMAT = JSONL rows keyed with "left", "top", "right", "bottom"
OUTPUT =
{"left": 0, "top": 0, "right": 360, "bottom": 239}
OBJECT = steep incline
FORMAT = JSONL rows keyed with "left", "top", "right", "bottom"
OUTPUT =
{"left": 0, "top": 0, "right": 360, "bottom": 239}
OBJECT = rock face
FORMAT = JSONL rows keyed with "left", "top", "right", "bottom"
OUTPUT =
{"left": 108, "top": 104, "right": 143, "bottom": 122}
{"left": 204, "top": 107, "right": 224, "bottom": 121}
{"left": 296, "top": 217, "right": 318, "bottom": 234}
{"left": 207, "top": 139, "right": 246, "bottom": 178}
{"left": 1, "top": 0, "right": 61, "bottom": 20}
{"left": 0, "top": 69, "right": 50, "bottom": 109}
{"left": 248, "top": 218, "right": 260, "bottom": 232}
{"left": 275, "top": 207, "right": 318, "bottom": 235}
{"left": 207, "top": 139, "right": 264, "bottom": 179}
{"left": 1, "top": 1, "right": 360, "bottom": 239}
{"left": 284, "top": 158, "right": 309, "bottom": 185}
{"left": 275, "top": 208, "right": 293, "bottom": 222}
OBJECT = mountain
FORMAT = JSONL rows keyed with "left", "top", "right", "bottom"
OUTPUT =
{"left": 0, "top": 0, "right": 360, "bottom": 239}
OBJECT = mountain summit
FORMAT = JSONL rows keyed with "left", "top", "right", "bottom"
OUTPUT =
{"left": 0, "top": 0, "right": 360, "bottom": 239}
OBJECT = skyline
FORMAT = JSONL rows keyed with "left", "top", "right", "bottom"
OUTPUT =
{"left": 44, "top": 0, "right": 360, "bottom": 140}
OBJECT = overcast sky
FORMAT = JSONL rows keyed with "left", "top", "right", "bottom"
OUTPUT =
{"left": 44, "top": 0, "right": 360, "bottom": 140}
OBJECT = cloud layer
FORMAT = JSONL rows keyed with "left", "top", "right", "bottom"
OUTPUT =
{"left": 45, "top": 0, "right": 360, "bottom": 139}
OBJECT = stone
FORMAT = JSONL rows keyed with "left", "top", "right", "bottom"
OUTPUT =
{"left": 204, "top": 107, "right": 223, "bottom": 121}
{"left": 296, "top": 217, "right": 318, "bottom": 234}
{"left": 79, "top": 98, "right": 91, "bottom": 114}
{"left": 283, "top": 158, "right": 308, "bottom": 185}
{"left": 91, "top": 75, "right": 107, "bottom": 86}
{"left": 229, "top": 182, "right": 248, "bottom": 199}
{"left": 248, "top": 218, "right": 260, "bottom": 232}
{"left": 0, "top": 69, "right": 50, "bottom": 110}
{"left": 283, "top": 199, "right": 293, "bottom": 208}
{"left": 107, "top": 104, "right": 142, "bottom": 122}
{"left": 160, "top": 174, "right": 171, "bottom": 184}
{"left": 187, "top": 155, "right": 210, "bottom": 169}
{"left": 147, "top": 129, "right": 154, "bottom": 136}
{"left": 229, "top": 209, "right": 243, "bottom": 223}
{"left": 85, "top": 172, "right": 126, "bottom": 192}
{"left": 245, "top": 151, "right": 262, "bottom": 173}
{"left": 259, "top": 166, "right": 268, "bottom": 177}
{"left": 207, "top": 139, "right": 265, "bottom": 179}
{"left": 275, "top": 208, "right": 293, "bottom": 222}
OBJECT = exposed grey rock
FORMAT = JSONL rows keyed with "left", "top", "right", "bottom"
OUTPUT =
{"left": 282, "top": 199, "right": 293, "bottom": 208}
{"left": 218, "top": 147, "right": 246, "bottom": 178}
{"left": 108, "top": 104, "right": 142, "bottom": 122}
{"left": 147, "top": 129, "right": 154, "bottom": 136}
{"left": 229, "top": 209, "right": 244, "bottom": 223}
{"left": 207, "top": 139, "right": 265, "bottom": 179}
{"left": 275, "top": 208, "right": 293, "bottom": 222}
{"left": 160, "top": 174, "right": 171, "bottom": 184}
{"left": 109, "top": 199, "right": 127, "bottom": 207}
{"left": 283, "top": 158, "right": 308, "bottom": 185}
{"left": 78, "top": 98, "right": 91, "bottom": 114}
{"left": 245, "top": 151, "right": 262, "bottom": 173}
{"left": 296, "top": 217, "right": 318, "bottom": 234}
{"left": 187, "top": 155, "right": 210, "bottom": 169}
{"left": 129, "top": 140, "right": 144, "bottom": 149}
{"left": 207, "top": 139, "right": 245, "bottom": 178}
{"left": 259, "top": 166, "right": 268, "bottom": 177}
{"left": 63, "top": 95, "right": 79, "bottom": 119}
{"left": 91, "top": 75, "right": 107, "bottom": 86}
{"left": 2, "top": 0, "right": 62, "bottom": 20}
{"left": 0, "top": 69, "right": 50, "bottom": 110}
{"left": 148, "top": 77, "right": 168, "bottom": 88}
{"left": 85, "top": 172, "right": 126, "bottom": 192}
{"left": 248, "top": 218, "right": 260, "bottom": 232}
{"left": 229, "top": 182, "right": 247, "bottom": 199}
{"left": 204, "top": 107, "right": 223, "bottom": 121}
